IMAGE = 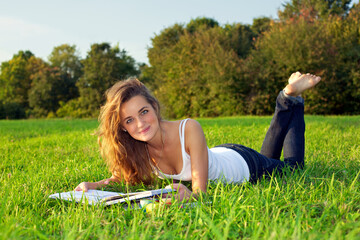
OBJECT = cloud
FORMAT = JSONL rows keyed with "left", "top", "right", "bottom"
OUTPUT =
{"left": 0, "top": 16, "right": 56, "bottom": 37}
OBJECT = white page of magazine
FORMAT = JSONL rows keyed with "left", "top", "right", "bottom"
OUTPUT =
{"left": 49, "top": 190, "right": 123, "bottom": 205}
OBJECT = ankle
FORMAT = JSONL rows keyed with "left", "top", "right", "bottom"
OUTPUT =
{"left": 284, "top": 85, "right": 299, "bottom": 97}
{"left": 281, "top": 90, "right": 304, "bottom": 105}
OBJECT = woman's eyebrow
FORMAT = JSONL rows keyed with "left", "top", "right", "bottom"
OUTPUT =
{"left": 138, "top": 106, "right": 149, "bottom": 113}
{"left": 123, "top": 106, "right": 149, "bottom": 121}
{"left": 123, "top": 115, "right": 132, "bottom": 121}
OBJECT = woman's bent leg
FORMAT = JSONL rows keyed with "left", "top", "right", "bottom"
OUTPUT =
{"left": 283, "top": 99, "right": 305, "bottom": 168}
{"left": 216, "top": 144, "right": 285, "bottom": 182}
{"left": 217, "top": 91, "right": 305, "bottom": 182}
{"left": 223, "top": 73, "right": 319, "bottom": 181}
{"left": 260, "top": 91, "right": 305, "bottom": 168}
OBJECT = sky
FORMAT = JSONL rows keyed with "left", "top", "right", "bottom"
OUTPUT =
{"left": 0, "top": 0, "right": 358, "bottom": 65}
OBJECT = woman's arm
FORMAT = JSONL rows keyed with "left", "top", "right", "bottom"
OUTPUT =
{"left": 186, "top": 119, "right": 209, "bottom": 194}
{"left": 169, "top": 119, "right": 208, "bottom": 201}
{"left": 74, "top": 176, "right": 120, "bottom": 191}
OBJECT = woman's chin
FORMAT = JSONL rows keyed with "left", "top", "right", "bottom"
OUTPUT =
{"left": 135, "top": 133, "right": 154, "bottom": 142}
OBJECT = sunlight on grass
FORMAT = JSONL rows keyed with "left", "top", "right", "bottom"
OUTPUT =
{"left": 0, "top": 116, "right": 359, "bottom": 239}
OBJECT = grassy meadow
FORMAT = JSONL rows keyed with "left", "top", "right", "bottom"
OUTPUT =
{"left": 0, "top": 116, "right": 360, "bottom": 239}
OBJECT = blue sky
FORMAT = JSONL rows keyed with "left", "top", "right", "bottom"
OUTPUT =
{"left": 0, "top": 0, "right": 358, "bottom": 65}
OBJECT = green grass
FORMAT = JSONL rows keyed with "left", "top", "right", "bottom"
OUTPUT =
{"left": 1, "top": 116, "right": 360, "bottom": 239}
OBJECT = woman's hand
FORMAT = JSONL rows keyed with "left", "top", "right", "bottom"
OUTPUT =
{"left": 74, "top": 182, "right": 97, "bottom": 192}
{"left": 74, "top": 177, "right": 119, "bottom": 192}
{"left": 166, "top": 183, "right": 194, "bottom": 201}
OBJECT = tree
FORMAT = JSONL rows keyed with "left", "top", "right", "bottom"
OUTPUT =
{"left": 239, "top": 0, "right": 360, "bottom": 114}
{"left": 0, "top": 51, "right": 34, "bottom": 109}
{"left": 186, "top": 17, "right": 219, "bottom": 33}
{"left": 48, "top": 44, "right": 83, "bottom": 100}
{"left": 28, "top": 58, "right": 64, "bottom": 117}
{"left": 251, "top": 17, "right": 272, "bottom": 36}
{"left": 75, "top": 43, "right": 139, "bottom": 117}
{"left": 145, "top": 19, "right": 250, "bottom": 118}
{"left": 223, "top": 23, "right": 255, "bottom": 59}
{"left": 279, "top": 0, "right": 352, "bottom": 20}
{"left": 337, "top": 2, "right": 360, "bottom": 113}
{"left": 147, "top": 24, "right": 185, "bottom": 87}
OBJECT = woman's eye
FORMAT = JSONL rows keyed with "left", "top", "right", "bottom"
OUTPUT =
{"left": 126, "top": 118, "right": 133, "bottom": 124}
{"left": 141, "top": 110, "right": 148, "bottom": 115}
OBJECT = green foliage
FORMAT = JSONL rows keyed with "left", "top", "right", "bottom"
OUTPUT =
{"left": 0, "top": 51, "right": 34, "bottom": 110}
{"left": 27, "top": 58, "right": 57, "bottom": 117}
{"left": 48, "top": 44, "right": 83, "bottom": 100}
{"left": 251, "top": 17, "right": 272, "bottom": 36}
{"left": 0, "top": 102, "right": 26, "bottom": 119}
{"left": 27, "top": 51, "right": 83, "bottom": 118}
{"left": 241, "top": 2, "right": 360, "bottom": 114}
{"left": 48, "top": 44, "right": 83, "bottom": 80}
{"left": 186, "top": 17, "right": 219, "bottom": 33}
{"left": 0, "top": 43, "right": 139, "bottom": 119}
{"left": 224, "top": 23, "right": 255, "bottom": 59}
{"left": 56, "top": 98, "right": 96, "bottom": 118}
{"left": 148, "top": 24, "right": 185, "bottom": 69}
{"left": 144, "top": 3, "right": 360, "bottom": 117}
{"left": 145, "top": 18, "right": 253, "bottom": 118}
{"left": 0, "top": 102, "right": 4, "bottom": 119}
{"left": 280, "top": 0, "right": 352, "bottom": 20}
{"left": 76, "top": 43, "right": 140, "bottom": 117}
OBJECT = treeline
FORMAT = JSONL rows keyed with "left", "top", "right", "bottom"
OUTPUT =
{"left": 144, "top": 0, "right": 360, "bottom": 117}
{"left": 1, "top": 0, "right": 360, "bottom": 119}
{"left": 0, "top": 43, "right": 139, "bottom": 119}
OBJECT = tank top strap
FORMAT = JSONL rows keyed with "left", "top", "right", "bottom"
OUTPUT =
{"left": 179, "top": 118, "right": 189, "bottom": 156}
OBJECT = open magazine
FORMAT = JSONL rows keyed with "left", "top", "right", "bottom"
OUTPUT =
{"left": 49, "top": 188, "right": 174, "bottom": 206}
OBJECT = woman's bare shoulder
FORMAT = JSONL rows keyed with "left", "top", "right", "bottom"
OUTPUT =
{"left": 162, "top": 118, "right": 203, "bottom": 135}
{"left": 181, "top": 119, "right": 204, "bottom": 137}
{"left": 185, "top": 118, "right": 202, "bottom": 128}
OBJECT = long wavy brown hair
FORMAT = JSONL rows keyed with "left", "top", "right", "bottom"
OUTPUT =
{"left": 97, "top": 78, "right": 161, "bottom": 185}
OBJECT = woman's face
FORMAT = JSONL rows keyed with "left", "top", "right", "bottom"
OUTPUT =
{"left": 120, "top": 95, "right": 160, "bottom": 142}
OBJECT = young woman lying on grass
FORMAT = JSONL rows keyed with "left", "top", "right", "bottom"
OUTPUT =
{"left": 75, "top": 72, "right": 321, "bottom": 201}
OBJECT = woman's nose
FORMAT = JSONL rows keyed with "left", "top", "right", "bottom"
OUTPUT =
{"left": 137, "top": 118, "right": 145, "bottom": 128}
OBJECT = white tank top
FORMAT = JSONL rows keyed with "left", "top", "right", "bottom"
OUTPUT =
{"left": 156, "top": 119, "right": 250, "bottom": 183}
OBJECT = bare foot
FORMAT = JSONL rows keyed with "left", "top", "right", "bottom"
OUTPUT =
{"left": 284, "top": 72, "right": 321, "bottom": 97}
{"left": 288, "top": 71, "right": 302, "bottom": 85}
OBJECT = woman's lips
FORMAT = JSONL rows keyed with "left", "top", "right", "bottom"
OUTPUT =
{"left": 140, "top": 126, "right": 150, "bottom": 134}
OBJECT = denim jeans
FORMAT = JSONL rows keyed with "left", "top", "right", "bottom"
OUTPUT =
{"left": 216, "top": 91, "right": 305, "bottom": 182}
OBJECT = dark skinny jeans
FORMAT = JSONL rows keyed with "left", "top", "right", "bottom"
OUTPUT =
{"left": 216, "top": 91, "right": 305, "bottom": 182}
